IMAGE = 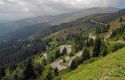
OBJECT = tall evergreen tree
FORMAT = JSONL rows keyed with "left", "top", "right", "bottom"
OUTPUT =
{"left": 119, "top": 17, "right": 123, "bottom": 23}
{"left": 82, "top": 48, "right": 90, "bottom": 61}
{"left": 100, "top": 40, "right": 108, "bottom": 57}
{"left": 23, "top": 59, "right": 36, "bottom": 80}
{"left": 70, "top": 56, "right": 81, "bottom": 69}
{"left": 93, "top": 37, "right": 101, "bottom": 57}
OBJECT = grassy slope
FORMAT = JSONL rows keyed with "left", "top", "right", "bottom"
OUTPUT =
{"left": 60, "top": 47, "right": 125, "bottom": 80}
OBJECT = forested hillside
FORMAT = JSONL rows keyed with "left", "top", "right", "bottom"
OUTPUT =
{"left": 0, "top": 9, "right": 125, "bottom": 80}
{"left": 0, "top": 16, "right": 98, "bottom": 66}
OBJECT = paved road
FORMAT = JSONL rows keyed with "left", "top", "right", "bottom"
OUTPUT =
{"left": 51, "top": 59, "right": 67, "bottom": 71}
{"left": 50, "top": 51, "right": 82, "bottom": 71}
{"left": 68, "top": 51, "right": 82, "bottom": 66}
{"left": 90, "top": 19, "right": 107, "bottom": 26}
{"left": 111, "top": 40, "right": 125, "bottom": 44}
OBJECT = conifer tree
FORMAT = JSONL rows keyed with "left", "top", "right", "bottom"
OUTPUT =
{"left": 93, "top": 37, "right": 101, "bottom": 57}
{"left": 23, "top": 59, "right": 36, "bottom": 79}
{"left": 82, "top": 48, "right": 90, "bottom": 60}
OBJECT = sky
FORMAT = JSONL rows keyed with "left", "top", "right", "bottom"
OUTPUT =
{"left": 0, "top": 0, "right": 125, "bottom": 21}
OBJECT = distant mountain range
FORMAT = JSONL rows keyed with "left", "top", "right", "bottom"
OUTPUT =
{"left": 19, "top": 7, "right": 120, "bottom": 25}
{"left": 0, "top": 7, "right": 120, "bottom": 36}
{"left": 48, "top": 7, "right": 120, "bottom": 24}
{"left": 0, "top": 7, "right": 124, "bottom": 49}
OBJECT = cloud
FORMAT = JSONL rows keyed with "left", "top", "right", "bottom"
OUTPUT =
{"left": 0, "top": 0, "right": 5, "bottom": 5}
{"left": 0, "top": 0, "right": 124, "bottom": 19}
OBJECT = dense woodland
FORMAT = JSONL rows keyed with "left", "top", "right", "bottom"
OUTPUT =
{"left": 0, "top": 17, "right": 99, "bottom": 66}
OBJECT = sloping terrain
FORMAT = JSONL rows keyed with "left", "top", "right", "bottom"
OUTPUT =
{"left": 87, "top": 9, "right": 125, "bottom": 24}
{"left": 0, "top": 17, "right": 99, "bottom": 48}
{"left": 60, "top": 47, "right": 125, "bottom": 80}
{"left": 0, "top": 17, "right": 97, "bottom": 66}
{"left": 104, "top": 16, "right": 125, "bottom": 38}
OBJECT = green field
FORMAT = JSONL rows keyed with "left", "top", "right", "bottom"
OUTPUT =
{"left": 59, "top": 47, "right": 125, "bottom": 80}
